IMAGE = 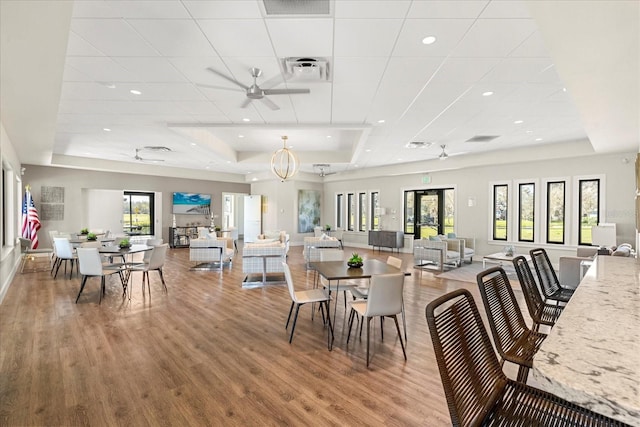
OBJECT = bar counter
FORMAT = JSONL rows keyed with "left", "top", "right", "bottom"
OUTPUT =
{"left": 532, "top": 255, "right": 640, "bottom": 426}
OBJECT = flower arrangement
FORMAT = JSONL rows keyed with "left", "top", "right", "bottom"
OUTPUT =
{"left": 347, "top": 252, "right": 363, "bottom": 268}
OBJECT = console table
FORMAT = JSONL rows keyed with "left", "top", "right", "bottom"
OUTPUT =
{"left": 368, "top": 231, "right": 404, "bottom": 253}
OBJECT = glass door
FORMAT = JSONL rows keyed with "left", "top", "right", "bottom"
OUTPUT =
{"left": 405, "top": 188, "right": 455, "bottom": 240}
{"left": 418, "top": 192, "right": 440, "bottom": 238}
{"left": 123, "top": 191, "right": 154, "bottom": 236}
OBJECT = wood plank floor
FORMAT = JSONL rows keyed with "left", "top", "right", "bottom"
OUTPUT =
{"left": 1, "top": 245, "right": 524, "bottom": 426}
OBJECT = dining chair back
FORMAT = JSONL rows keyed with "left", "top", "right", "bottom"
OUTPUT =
{"left": 142, "top": 238, "right": 163, "bottom": 263}
{"left": 476, "top": 266, "right": 546, "bottom": 382}
{"left": 530, "top": 248, "right": 575, "bottom": 303}
{"left": 229, "top": 226, "right": 239, "bottom": 253}
{"left": 53, "top": 237, "right": 78, "bottom": 279}
{"left": 283, "top": 262, "right": 333, "bottom": 348}
{"left": 347, "top": 273, "right": 406, "bottom": 366}
{"left": 130, "top": 244, "right": 168, "bottom": 294}
{"left": 426, "top": 288, "right": 624, "bottom": 426}
{"left": 386, "top": 256, "right": 402, "bottom": 269}
{"left": 314, "top": 226, "right": 323, "bottom": 237}
{"left": 75, "top": 247, "right": 123, "bottom": 304}
{"left": 333, "top": 228, "right": 344, "bottom": 249}
{"left": 512, "top": 256, "right": 563, "bottom": 331}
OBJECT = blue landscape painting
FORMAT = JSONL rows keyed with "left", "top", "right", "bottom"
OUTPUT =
{"left": 173, "top": 192, "right": 211, "bottom": 215}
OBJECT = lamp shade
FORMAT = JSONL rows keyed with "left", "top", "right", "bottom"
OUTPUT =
{"left": 271, "top": 136, "right": 299, "bottom": 181}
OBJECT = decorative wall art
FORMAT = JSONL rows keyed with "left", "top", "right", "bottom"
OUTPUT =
{"left": 40, "top": 186, "right": 65, "bottom": 220}
{"left": 298, "top": 190, "right": 321, "bottom": 233}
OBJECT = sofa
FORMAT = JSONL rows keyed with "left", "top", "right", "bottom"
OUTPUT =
{"left": 257, "top": 230, "right": 290, "bottom": 254}
{"left": 242, "top": 240, "right": 288, "bottom": 286}
{"left": 303, "top": 235, "right": 341, "bottom": 269}
{"left": 189, "top": 236, "right": 234, "bottom": 271}
{"left": 413, "top": 238, "right": 461, "bottom": 274}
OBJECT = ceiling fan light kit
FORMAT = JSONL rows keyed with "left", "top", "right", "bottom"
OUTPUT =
{"left": 271, "top": 136, "right": 299, "bottom": 182}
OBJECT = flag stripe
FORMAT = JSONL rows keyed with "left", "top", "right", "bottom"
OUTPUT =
{"left": 21, "top": 189, "right": 41, "bottom": 249}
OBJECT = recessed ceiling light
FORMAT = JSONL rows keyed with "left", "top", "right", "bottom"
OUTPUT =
{"left": 190, "top": 142, "right": 196, "bottom": 146}
{"left": 242, "top": 118, "right": 250, "bottom": 122}
{"left": 397, "top": 158, "right": 402, "bottom": 161}
{"left": 103, "top": 128, "right": 111, "bottom": 132}
{"left": 514, "top": 120, "right": 523, "bottom": 124}
{"left": 238, "top": 134, "right": 244, "bottom": 138}
{"left": 205, "top": 166, "right": 210, "bottom": 169}
{"left": 377, "top": 119, "right": 385, "bottom": 124}
{"left": 130, "top": 89, "right": 141, "bottom": 95}
{"left": 422, "top": 35, "right": 437, "bottom": 45}
{"left": 252, "top": 177, "right": 258, "bottom": 182}
{"left": 226, "top": 161, "right": 231, "bottom": 164}
{"left": 354, "top": 164, "right": 359, "bottom": 168}
{"left": 535, "top": 138, "right": 543, "bottom": 141}
{"left": 326, "top": 135, "right": 332, "bottom": 138}
{"left": 482, "top": 91, "right": 494, "bottom": 97}
{"left": 562, "top": 87, "right": 567, "bottom": 92}
{"left": 525, "top": 130, "right": 533, "bottom": 134}
{"left": 365, "top": 149, "right": 371, "bottom": 152}
{"left": 105, "top": 83, "right": 116, "bottom": 89}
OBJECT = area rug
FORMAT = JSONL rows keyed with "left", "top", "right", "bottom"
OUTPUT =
{"left": 436, "top": 262, "right": 521, "bottom": 286}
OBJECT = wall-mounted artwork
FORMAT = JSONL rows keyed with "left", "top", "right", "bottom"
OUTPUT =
{"left": 40, "top": 186, "right": 65, "bottom": 220}
{"left": 172, "top": 192, "right": 211, "bottom": 215}
{"left": 298, "top": 189, "right": 321, "bottom": 233}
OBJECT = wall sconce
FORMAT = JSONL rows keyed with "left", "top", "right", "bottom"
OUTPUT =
{"left": 375, "top": 207, "right": 387, "bottom": 216}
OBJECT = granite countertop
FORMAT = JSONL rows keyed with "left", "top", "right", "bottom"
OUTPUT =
{"left": 532, "top": 255, "right": 640, "bottom": 426}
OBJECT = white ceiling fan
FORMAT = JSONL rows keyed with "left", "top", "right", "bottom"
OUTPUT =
{"left": 314, "top": 164, "right": 336, "bottom": 177}
{"left": 203, "top": 67, "right": 310, "bottom": 111}
{"left": 134, "top": 147, "right": 165, "bottom": 163}
{"left": 438, "top": 145, "right": 449, "bottom": 160}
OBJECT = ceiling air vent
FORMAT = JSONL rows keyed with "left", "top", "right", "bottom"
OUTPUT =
{"left": 466, "top": 135, "right": 500, "bottom": 143}
{"left": 263, "top": 0, "right": 330, "bottom": 15}
{"left": 405, "top": 141, "right": 433, "bottom": 149}
{"left": 143, "top": 146, "right": 172, "bottom": 152}
{"left": 283, "top": 57, "right": 331, "bottom": 81}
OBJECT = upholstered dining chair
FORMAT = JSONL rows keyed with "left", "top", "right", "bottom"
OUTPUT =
{"left": 283, "top": 262, "right": 333, "bottom": 349}
{"left": 317, "top": 249, "right": 356, "bottom": 318}
{"left": 512, "top": 256, "right": 564, "bottom": 332}
{"left": 426, "top": 289, "right": 626, "bottom": 426}
{"left": 476, "top": 266, "right": 547, "bottom": 383}
{"left": 75, "top": 247, "right": 124, "bottom": 304}
{"left": 52, "top": 237, "right": 78, "bottom": 279}
{"left": 130, "top": 243, "right": 168, "bottom": 295}
{"left": 530, "top": 248, "right": 576, "bottom": 304}
{"left": 347, "top": 273, "right": 406, "bottom": 367}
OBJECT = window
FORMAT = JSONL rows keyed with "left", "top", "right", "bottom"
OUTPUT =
{"left": 347, "top": 193, "right": 355, "bottom": 231}
{"left": 2, "top": 165, "right": 6, "bottom": 247}
{"left": 370, "top": 192, "right": 379, "bottom": 230}
{"left": 444, "top": 189, "right": 455, "bottom": 236}
{"left": 546, "top": 181, "right": 565, "bottom": 244}
{"left": 123, "top": 191, "right": 155, "bottom": 235}
{"left": 358, "top": 192, "right": 367, "bottom": 232}
{"left": 493, "top": 185, "right": 508, "bottom": 240}
{"left": 404, "top": 191, "right": 414, "bottom": 234}
{"left": 578, "top": 179, "right": 600, "bottom": 245}
{"left": 336, "top": 193, "right": 343, "bottom": 229}
{"left": 518, "top": 183, "right": 535, "bottom": 242}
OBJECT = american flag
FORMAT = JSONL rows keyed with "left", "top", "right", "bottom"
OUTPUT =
{"left": 21, "top": 188, "right": 41, "bottom": 249}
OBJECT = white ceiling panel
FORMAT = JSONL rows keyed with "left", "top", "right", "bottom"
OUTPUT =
{"left": 509, "top": 30, "right": 551, "bottom": 58}
{"left": 451, "top": 19, "right": 537, "bottom": 58}
{"left": 65, "top": 57, "right": 138, "bottom": 82}
{"left": 407, "top": 1, "right": 488, "bottom": 19}
{"left": 66, "top": 31, "right": 106, "bottom": 56}
{"left": 129, "top": 20, "right": 217, "bottom": 57}
{"left": 481, "top": 58, "right": 555, "bottom": 83}
{"left": 391, "top": 19, "right": 474, "bottom": 57}
{"left": 427, "top": 57, "right": 501, "bottom": 84}
{"left": 112, "top": 57, "right": 188, "bottom": 83}
{"left": 60, "top": 82, "right": 132, "bottom": 101}
{"left": 334, "top": 1, "right": 411, "bottom": 19}
{"left": 480, "top": 0, "right": 532, "bottom": 19}
{"left": 198, "top": 20, "right": 274, "bottom": 57}
{"left": 334, "top": 19, "right": 404, "bottom": 57}
{"left": 72, "top": 1, "right": 191, "bottom": 19}
{"left": 266, "top": 18, "right": 334, "bottom": 58}
{"left": 71, "top": 19, "right": 159, "bottom": 57}
{"left": 183, "top": 1, "right": 262, "bottom": 19}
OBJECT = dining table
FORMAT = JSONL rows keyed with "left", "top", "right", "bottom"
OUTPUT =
{"left": 309, "top": 258, "right": 409, "bottom": 350}
{"left": 532, "top": 255, "right": 640, "bottom": 426}
{"left": 99, "top": 244, "right": 153, "bottom": 298}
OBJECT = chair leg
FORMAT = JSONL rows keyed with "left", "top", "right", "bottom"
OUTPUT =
{"left": 76, "top": 275, "right": 88, "bottom": 303}
{"left": 99, "top": 276, "right": 105, "bottom": 304}
{"left": 289, "top": 304, "right": 301, "bottom": 343}
{"left": 392, "top": 314, "right": 407, "bottom": 361}
{"left": 347, "top": 308, "right": 356, "bottom": 343}
{"left": 158, "top": 268, "right": 167, "bottom": 292}
{"left": 147, "top": 272, "right": 152, "bottom": 295}
{"left": 366, "top": 317, "right": 371, "bottom": 367}
{"left": 380, "top": 317, "right": 384, "bottom": 341}
{"left": 401, "top": 300, "right": 407, "bottom": 342}
{"left": 324, "top": 301, "right": 334, "bottom": 350}
{"left": 285, "top": 301, "right": 295, "bottom": 329}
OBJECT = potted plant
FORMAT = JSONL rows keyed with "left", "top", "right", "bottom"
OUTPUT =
{"left": 86, "top": 232, "right": 97, "bottom": 241}
{"left": 80, "top": 228, "right": 89, "bottom": 235}
{"left": 325, "top": 224, "right": 331, "bottom": 231}
{"left": 347, "top": 252, "right": 363, "bottom": 268}
{"left": 119, "top": 238, "right": 131, "bottom": 249}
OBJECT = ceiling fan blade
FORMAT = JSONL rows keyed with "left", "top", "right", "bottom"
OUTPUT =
{"left": 206, "top": 67, "right": 249, "bottom": 90}
{"left": 260, "top": 97, "right": 280, "bottom": 111}
{"left": 240, "top": 97, "right": 253, "bottom": 109}
{"left": 196, "top": 83, "right": 243, "bottom": 92}
{"left": 263, "top": 88, "right": 310, "bottom": 95}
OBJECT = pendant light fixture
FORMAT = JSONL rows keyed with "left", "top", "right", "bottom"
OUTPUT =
{"left": 271, "top": 135, "right": 299, "bottom": 181}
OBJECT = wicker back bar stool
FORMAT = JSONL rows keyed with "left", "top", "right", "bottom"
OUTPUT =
{"left": 530, "top": 248, "right": 575, "bottom": 304}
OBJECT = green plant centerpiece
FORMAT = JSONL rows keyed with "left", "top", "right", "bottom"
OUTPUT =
{"left": 80, "top": 228, "right": 89, "bottom": 235}
{"left": 86, "top": 232, "right": 97, "bottom": 241}
{"left": 119, "top": 238, "right": 131, "bottom": 249}
{"left": 347, "top": 252, "right": 363, "bottom": 268}
{"left": 325, "top": 224, "right": 331, "bottom": 231}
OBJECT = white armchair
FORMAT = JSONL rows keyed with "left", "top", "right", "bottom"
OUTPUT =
{"left": 189, "top": 237, "right": 234, "bottom": 271}
{"left": 242, "top": 241, "right": 287, "bottom": 287}
{"left": 413, "top": 238, "right": 461, "bottom": 275}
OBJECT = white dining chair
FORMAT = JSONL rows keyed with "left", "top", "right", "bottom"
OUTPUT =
{"left": 283, "top": 262, "right": 333, "bottom": 348}
{"left": 347, "top": 273, "right": 407, "bottom": 367}
{"left": 130, "top": 243, "right": 168, "bottom": 295}
{"left": 52, "top": 237, "right": 78, "bottom": 280}
{"left": 75, "top": 247, "right": 124, "bottom": 304}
